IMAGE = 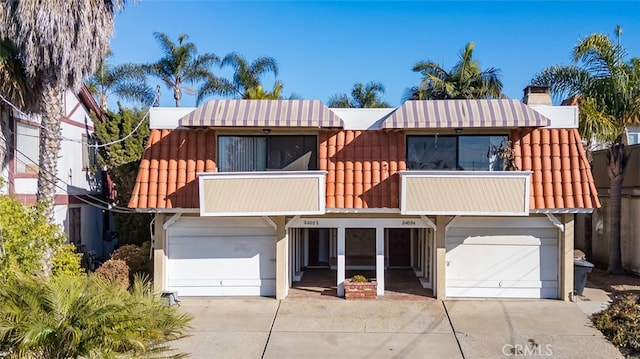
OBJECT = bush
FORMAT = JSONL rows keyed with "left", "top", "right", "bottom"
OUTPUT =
{"left": 111, "top": 241, "right": 152, "bottom": 279}
{"left": 0, "top": 195, "right": 65, "bottom": 280}
{"left": 350, "top": 274, "right": 369, "bottom": 283}
{"left": 592, "top": 294, "right": 640, "bottom": 355}
{"left": 51, "top": 243, "right": 84, "bottom": 277}
{"left": 0, "top": 272, "right": 191, "bottom": 358}
{"left": 95, "top": 259, "right": 130, "bottom": 288}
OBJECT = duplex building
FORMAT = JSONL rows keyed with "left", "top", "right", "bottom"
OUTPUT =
{"left": 129, "top": 86, "right": 599, "bottom": 301}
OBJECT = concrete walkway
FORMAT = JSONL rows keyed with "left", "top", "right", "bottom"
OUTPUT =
{"left": 171, "top": 297, "right": 622, "bottom": 359}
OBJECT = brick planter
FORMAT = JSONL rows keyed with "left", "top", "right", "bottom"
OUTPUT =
{"left": 344, "top": 279, "right": 377, "bottom": 299}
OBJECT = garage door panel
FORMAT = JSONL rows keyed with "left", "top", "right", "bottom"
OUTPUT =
{"left": 446, "top": 287, "right": 558, "bottom": 299}
{"left": 447, "top": 245, "right": 555, "bottom": 281}
{"left": 167, "top": 217, "right": 276, "bottom": 297}
{"left": 168, "top": 256, "right": 275, "bottom": 280}
{"left": 446, "top": 216, "right": 559, "bottom": 299}
{"left": 448, "top": 228, "right": 558, "bottom": 240}
{"left": 169, "top": 236, "right": 275, "bottom": 259}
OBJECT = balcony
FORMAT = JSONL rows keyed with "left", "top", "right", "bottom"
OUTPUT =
{"left": 198, "top": 171, "right": 327, "bottom": 216}
{"left": 399, "top": 171, "right": 532, "bottom": 216}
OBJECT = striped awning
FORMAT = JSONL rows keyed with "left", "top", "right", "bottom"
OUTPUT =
{"left": 179, "top": 99, "right": 344, "bottom": 128}
{"left": 380, "top": 99, "right": 550, "bottom": 129}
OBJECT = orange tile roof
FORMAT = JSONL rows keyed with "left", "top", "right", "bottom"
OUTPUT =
{"left": 319, "top": 130, "right": 406, "bottom": 209}
{"left": 511, "top": 128, "right": 600, "bottom": 210}
{"left": 129, "top": 128, "right": 600, "bottom": 211}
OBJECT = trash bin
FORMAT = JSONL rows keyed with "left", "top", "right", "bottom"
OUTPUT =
{"left": 574, "top": 259, "right": 595, "bottom": 296}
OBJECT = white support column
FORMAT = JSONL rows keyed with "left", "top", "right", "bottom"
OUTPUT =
{"left": 337, "top": 227, "right": 346, "bottom": 297}
{"left": 376, "top": 227, "right": 385, "bottom": 296}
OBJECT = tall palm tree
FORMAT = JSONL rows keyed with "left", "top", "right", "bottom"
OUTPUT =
{"left": 409, "top": 41, "right": 504, "bottom": 100}
{"left": 0, "top": 0, "right": 127, "bottom": 220}
{"left": 86, "top": 51, "right": 155, "bottom": 109}
{"left": 531, "top": 32, "right": 640, "bottom": 274}
{"left": 243, "top": 81, "right": 285, "bottom": 100}
{"left": 327, "top": 81, "right": 391, "bottom": 108}
{"left": 145, "top": 32, "right": 222, "bottom": 107}
{"left": 216, "top": 52, "right": 279, "bottom": 99}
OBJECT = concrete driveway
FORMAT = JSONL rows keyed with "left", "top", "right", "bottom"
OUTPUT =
{"left": 170, "top": 298, "right": 622, "bottom": 359}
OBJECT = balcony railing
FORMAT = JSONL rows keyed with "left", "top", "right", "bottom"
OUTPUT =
{"left": 198, "top": 171, "right": 326, "bottom": 216}
{"left": 399, "top": 171, "right": 532, "bottom": 216}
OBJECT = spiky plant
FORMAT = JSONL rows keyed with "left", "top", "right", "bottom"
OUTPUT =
{"left": 0, "top": 273, "right": 191, "bottom": 358}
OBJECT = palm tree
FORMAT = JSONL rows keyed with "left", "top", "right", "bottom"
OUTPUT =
{"left": 86, "top": 51, "right": 155, "bottom": 109}
{"left": 0, "top": 39, "right": 33, "bottom": 170}
{"left": 0, "top": 0, "right": 127, "bottom": 220}
{"left": 327, "top": 81, "right": 391, "bottom": 108}
{"left": 243, "top": 81, "right": 285, "bottom": 100}
{"left": 215, "top": 52, "right": 279, "bottom": 99}
{"left": 409, "top": 41, "right": 504, "bottom": 100}
{"left": 145, "top": 32, "right": 222, "bottom": 107}
{"left": 531, "top": 32, "right": 640, "bottom": 274}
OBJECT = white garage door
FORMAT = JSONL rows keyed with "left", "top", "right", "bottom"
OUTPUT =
{"left": 446, "top": 216, "right": 558, "bottom": 299}
{"left": 167, "top": 217, "right": 276, "bottom": 296}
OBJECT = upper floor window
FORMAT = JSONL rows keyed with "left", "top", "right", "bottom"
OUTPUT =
{"left": 627, "top": 130, "right": 640, "bottom": 145}
{"left": 15, "top": 122, "right": 40, "bottom": 175}
{"left": 407, "top": 135, "right": 509, "bottom": 171}
{"left": 217, "top": 135, "right": 317, "bottom": 172}
{"left": 82, "top": 136, "right": 98, "bottom": 171}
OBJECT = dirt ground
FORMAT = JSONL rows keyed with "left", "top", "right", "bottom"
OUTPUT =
{"left": 587, "top": 266, "right": 640, "bottom": 297}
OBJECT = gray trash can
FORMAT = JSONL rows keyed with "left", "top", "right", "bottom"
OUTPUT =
{"left": 574, "top": 259, "right": 594, "bottom": 296}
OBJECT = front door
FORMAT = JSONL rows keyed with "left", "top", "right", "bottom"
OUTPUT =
{"left": 307, "top": 228, "right": 330, "bottom": 267}
{"left": 388, "top": 228, "right": 411, "bottom": 267}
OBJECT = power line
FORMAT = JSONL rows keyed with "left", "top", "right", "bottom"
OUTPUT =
{"left": 12, "top": 147, "right": 134, "bottom": 214}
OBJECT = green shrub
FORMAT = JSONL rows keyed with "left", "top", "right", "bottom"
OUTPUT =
{"left": 111, "top": 241, "right": 152, "bottom": 279}
{"left": 0, "top": 272, "right": 191, "bottom": 358}
{"left": 51, "top": 243, "right": 84, "bottom": 277}
{"left": 95, "top": 259, "right": 130, "bottom": 288}
{"left": 592, "top": 294, "right": 640, "bottom": 355}
{"left": 0, "top": 195, "right": 65, "bottom": 280}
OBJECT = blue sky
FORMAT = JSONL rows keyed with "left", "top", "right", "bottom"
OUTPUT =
{"left": 109, "top": 1, "right": 640, "bottom": 108}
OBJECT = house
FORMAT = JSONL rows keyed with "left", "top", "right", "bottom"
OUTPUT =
{"left": 128, "top": 86, "right": 599, "bottom": 301}
{"left": 1, "top": 85, "right": 112, "bottom": 259}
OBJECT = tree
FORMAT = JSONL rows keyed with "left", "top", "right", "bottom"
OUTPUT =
{"left": 0, "top": 0, "right": 127, "bottom": 220}
{"left": 145, "top": 32, "right": 222, "bottom": 107}
{"left": 86, "top": 51, "right": 155, "bottom": 109}
{"left": 92, "top": 106, "right": 151, "bottom": 246}
{"left": 409, "top": 41, "right": 504, "bottom": 100}
{"left": 327, "top": 81, "right": 391, "bottom": 108}
{"left": 531, "top": 32, "right": 640, "bottom": 274}
{"left": 0, "top": 273, "right": 191, "bottom": 358}
{"left": 0, "top": 39, "right": 30, "bottom": 171}
{"left": 210, "top": 52, "right": 279, "bottom": 100}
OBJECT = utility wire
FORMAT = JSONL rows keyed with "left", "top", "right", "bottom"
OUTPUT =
{"left": 13, "top": 148, "right": 134, "bottom": 213}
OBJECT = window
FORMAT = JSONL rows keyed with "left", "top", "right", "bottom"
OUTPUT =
{"left": 217, "top": 135, "right": 317, "bottom": 172}
{"left": 15, "top": 122, "right": 40, "bottom": 174}
{"left": 68, "top": 207, "right": 81, "bottom": 245}
{"left": 407, "top": 135, "right": 509, "bottom": 171}
{"left": 82, "top": 136, "right": 98, "bottom": 171}
{"left": 627, "top": 132, "right": 640, "bottom": 145}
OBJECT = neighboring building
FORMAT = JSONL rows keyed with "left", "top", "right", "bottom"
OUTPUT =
{"left": 129, "top": 86, "right": 599, "bottom": 301}
{"left": 2, "top": 86, "right": 111, "bottom": 258}
{"left": 577, "top": 144, "right": 640, "bottom": 274}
